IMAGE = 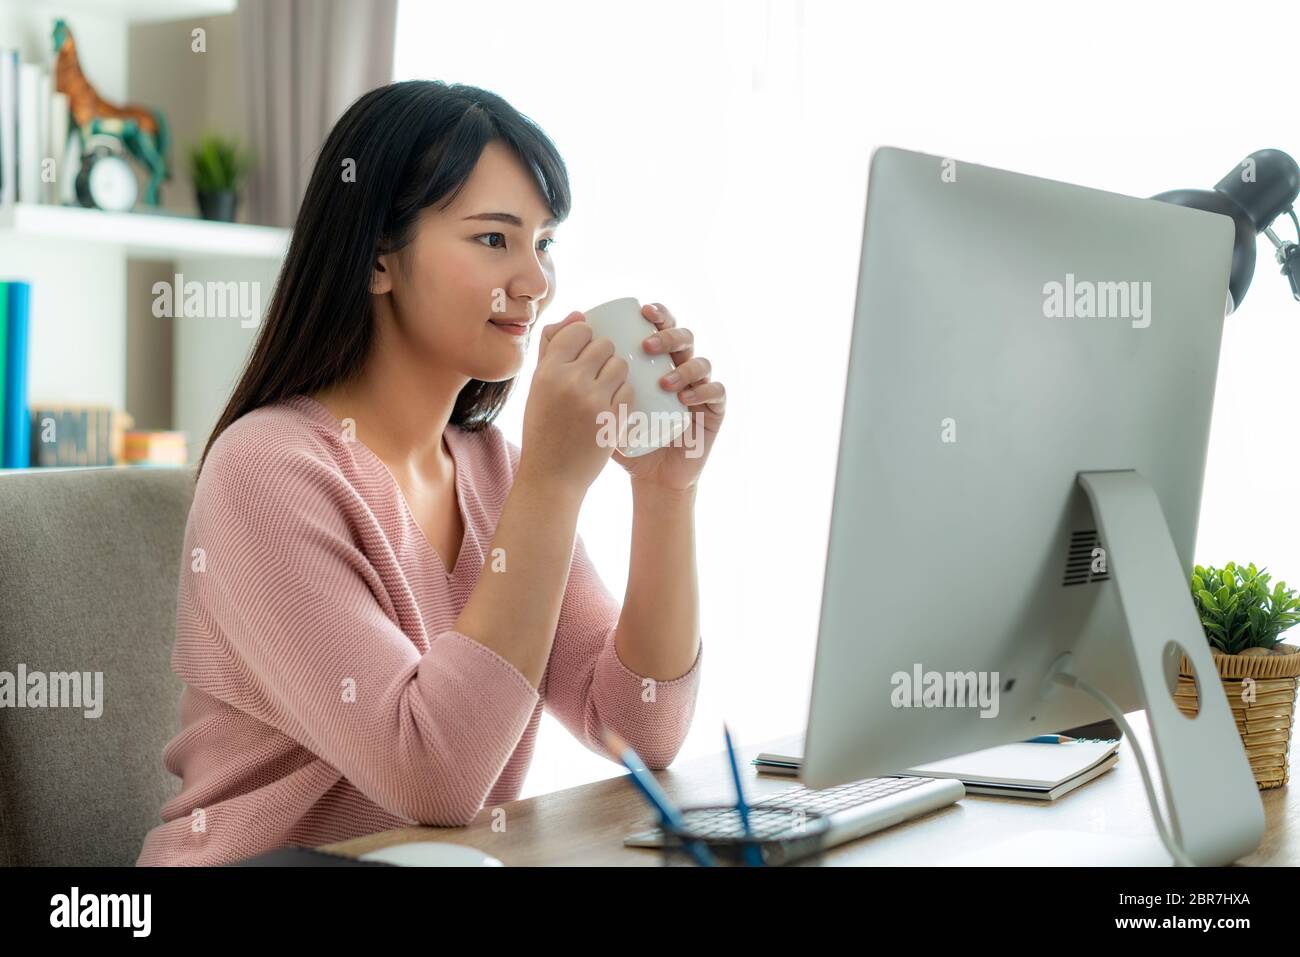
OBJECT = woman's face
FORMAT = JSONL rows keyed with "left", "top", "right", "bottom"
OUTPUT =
{"left": 374, "top": 139, "right": 559, "bottom": 383}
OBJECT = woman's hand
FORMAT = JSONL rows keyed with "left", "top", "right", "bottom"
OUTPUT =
{"left": 611, "top": 302, "right": 725, "bottom": 491}
{"left": 518, "top": 312, "right": 633, "bottom": 499}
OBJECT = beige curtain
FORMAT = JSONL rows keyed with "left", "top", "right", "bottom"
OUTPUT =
{"left": 239, "top": 0, "right": 399, "bottom": 227}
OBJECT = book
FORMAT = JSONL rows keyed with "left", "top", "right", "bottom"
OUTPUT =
{"left": 123, "top": 429, "right": 187, "bottom": 466}
{"left": 755, "top": 736, "right": 1122, "bottom": 801}
{"left": 0, "top": 281, "right": 6, "bottom": 455}
{"left": 2, "top": 280, "right": 29, "bottom": 467}
{"left": 48, "top": 91, "right": 69, "bottom": 206}
{"left": 16, "top": 63, "right": 39, "bottom": 204}
{"left": 36, "top": 69, "right": 49, "bottom": 204}
{"left": 29, "top": 405, "right": 132, "bottom": 467}
{"left": 0, "top": 50, "right": 15, "bottom": 206}
{"left": 0, "top": 55, "right": 71, "bottom": 208}
{"left": 60, "top": 114, "right": 80, "bottom": 206}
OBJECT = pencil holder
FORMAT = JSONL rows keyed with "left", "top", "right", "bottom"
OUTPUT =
{"left": 1177, "top": 644, "right": 1300, "bottom": 789}
{"left": 656, "top": 804, "right": 832, "bottom": 867}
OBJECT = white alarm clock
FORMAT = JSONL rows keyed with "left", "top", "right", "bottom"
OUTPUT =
{"left": 74, "top": 134, "right": 139, "bottom": 212}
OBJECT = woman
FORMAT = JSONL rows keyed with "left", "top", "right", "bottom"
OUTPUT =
{"left": 136, "top": 81, "right": 725, "bottom": 866}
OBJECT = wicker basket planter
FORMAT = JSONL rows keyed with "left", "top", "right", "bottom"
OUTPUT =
{"left": 1177, "top": 644, "right": 1300, "bottom": 789}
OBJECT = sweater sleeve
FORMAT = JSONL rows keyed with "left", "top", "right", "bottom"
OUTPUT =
{"left": 189, "top": 440, "right": 540, "bottom": 827}
{"left": 499, "top": 435, "right": 702, "bottom": 768}
{"left": 542, "top": 530, "right": 703, "bottom": 769}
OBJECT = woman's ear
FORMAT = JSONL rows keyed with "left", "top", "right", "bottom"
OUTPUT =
{"left": 370, "top": 253, "right": 394, "bottom": 295}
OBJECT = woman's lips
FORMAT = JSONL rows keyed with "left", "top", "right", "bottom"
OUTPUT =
{"left": 489, "top": 318, "right": 531, "bottom": 336}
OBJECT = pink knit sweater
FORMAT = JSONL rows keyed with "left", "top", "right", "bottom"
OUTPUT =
{"left": 136, "top": 393, "right": 702, "bottom": 866}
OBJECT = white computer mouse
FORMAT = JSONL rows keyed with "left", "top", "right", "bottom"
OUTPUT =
{"left": 357, "top": 841, "right": 505, "bottom": 867}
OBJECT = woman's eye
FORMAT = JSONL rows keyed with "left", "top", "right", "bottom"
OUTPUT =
{"left": 475, "top": 233, "right": 557, "bottom": 252}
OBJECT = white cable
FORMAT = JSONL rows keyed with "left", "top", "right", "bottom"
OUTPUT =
{"left": 1052, "top": 671, "right": 1197, "bottom": 867}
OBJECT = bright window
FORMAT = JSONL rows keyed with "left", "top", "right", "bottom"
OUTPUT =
{"left": 395, "top": 0, "right": 1300, "bottom": 798}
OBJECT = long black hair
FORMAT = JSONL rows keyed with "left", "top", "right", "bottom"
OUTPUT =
{"left": 197, "top": 80, "right": 571, "bottom": 476}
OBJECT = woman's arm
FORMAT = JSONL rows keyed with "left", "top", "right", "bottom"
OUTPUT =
{"left": 494, "top": 436, "right": 700, "bottom": 767}
{"left": 613, "top": 479, "right": 701, "bottom": 680}
{"left": 453, "top": 467, "right": 587, "bottom": 690}
{"left": 606, "top": 300, "right": 721, "bottom": 680}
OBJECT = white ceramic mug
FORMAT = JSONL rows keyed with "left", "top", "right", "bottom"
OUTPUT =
{"left": 582, "top": 297, "right": 691, "bottom": 457}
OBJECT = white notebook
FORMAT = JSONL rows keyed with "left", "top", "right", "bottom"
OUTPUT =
{"left": 755, "top": 738, "right": 1121, "bottom": 801}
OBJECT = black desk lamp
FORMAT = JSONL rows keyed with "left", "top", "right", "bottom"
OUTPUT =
{"left": 1152, "top": 148, "right": 1300, "bottom": 312}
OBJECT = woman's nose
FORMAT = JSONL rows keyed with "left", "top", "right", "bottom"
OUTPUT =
{"left": 511, "top": 258, "right": 550, "bottom": 305}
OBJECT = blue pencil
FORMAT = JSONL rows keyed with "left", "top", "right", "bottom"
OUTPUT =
{"left": 603, "top": 728, "right": 716, "bottom": 867}
{"left": 723, "top": 722, "right": 764, "bottom": 866}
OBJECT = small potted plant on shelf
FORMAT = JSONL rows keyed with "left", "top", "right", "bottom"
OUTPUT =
{"left": 186, "top": 133, "right": 253, "bottom": 222}
{"left": 1181, "top": 562, "right": 1300, "bottom": 789}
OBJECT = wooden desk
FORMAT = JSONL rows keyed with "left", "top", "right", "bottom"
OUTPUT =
{"left": 320, "top": 711, "right": 1297, "bottom": 865}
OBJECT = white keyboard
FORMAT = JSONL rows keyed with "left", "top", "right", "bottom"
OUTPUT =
{"left": 623, "top": 774, "right": 965, "bottom": 855}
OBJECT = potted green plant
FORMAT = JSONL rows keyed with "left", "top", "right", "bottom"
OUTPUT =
{"left": 1181, "top": 562, "right": 1300, "bottom": 789}
{"left": 186, "top": 133, "right": 254, "bottom": 222}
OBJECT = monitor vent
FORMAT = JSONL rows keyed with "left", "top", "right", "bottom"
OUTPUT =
{"left": 1063, "top": 529, "right": 1111, "bottom": 587}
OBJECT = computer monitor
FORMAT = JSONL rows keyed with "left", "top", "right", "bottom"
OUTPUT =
{"left": 801, "top": 146, "right": 1265, "bottom": 865}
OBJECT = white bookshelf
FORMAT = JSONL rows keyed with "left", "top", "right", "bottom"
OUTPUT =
{"left": 0, "top": 0, "right": 283, "bottom": 466}
{"left": 0, "top": 202, "right": 290, "bottom": 259}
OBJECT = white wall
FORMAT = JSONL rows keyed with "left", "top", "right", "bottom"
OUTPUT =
{"left": 396, "top": 0, "right": 1300, "bottom": 798}
{"left": 129, "top": 10, "right": 248, "bottom": 220}
{"left": 170, "top": 254, "right": 277, "bottom": 455}
{"left": 128, "top": 9, "right": 280, "bottom": 455}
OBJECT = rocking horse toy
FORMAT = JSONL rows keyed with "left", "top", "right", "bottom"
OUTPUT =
{"left": 53, "top": 18, "right": 171, "bottom": 208}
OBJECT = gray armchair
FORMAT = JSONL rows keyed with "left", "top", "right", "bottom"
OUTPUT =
{"left": 0, "top": 466, "right": 195, "bottom": 866}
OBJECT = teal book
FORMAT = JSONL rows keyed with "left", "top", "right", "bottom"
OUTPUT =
{"left": 2, "top": 280, "right": 29, "bottom": 467}
{"left": 0, "top": 281, "right": 7, "bottom": 459}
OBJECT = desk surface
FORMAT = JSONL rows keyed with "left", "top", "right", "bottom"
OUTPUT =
{"left": 320, "top": 711, "right": 1297, "bottom": 865}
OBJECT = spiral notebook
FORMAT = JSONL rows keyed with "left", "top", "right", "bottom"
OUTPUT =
{"left": 754, "top": 737, "right": 1121, "bottom": 801}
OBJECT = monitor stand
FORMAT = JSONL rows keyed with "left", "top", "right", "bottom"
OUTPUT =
{"left": 1049, "top": 469, "right": 1265, "bottom": 866}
